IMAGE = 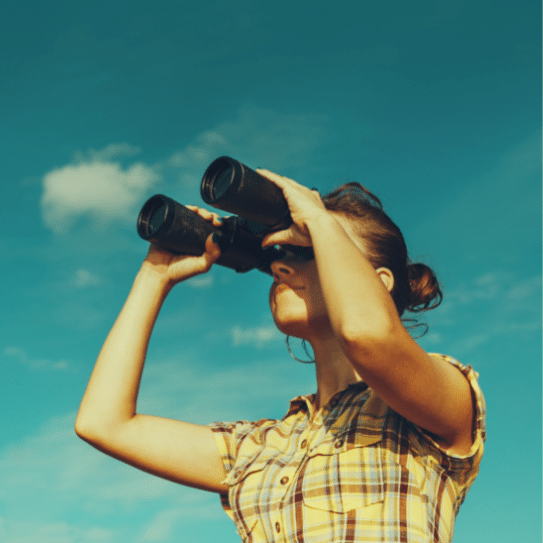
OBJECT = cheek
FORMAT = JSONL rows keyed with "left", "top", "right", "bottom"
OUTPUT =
{"left": 306, "top": 288, "right": 328, "bottom": 318}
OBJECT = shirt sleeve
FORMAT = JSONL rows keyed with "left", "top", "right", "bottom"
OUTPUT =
{"left": 208, "top": 418, "right": 279, "bottom": 477}
{"left": 207, "top": 420, "right": 252, "bottom": 476}
{"left": 411, "top": 353, "right": 486, "bottom": 482}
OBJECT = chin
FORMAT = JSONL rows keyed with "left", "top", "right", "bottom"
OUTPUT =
{"left": 271, "top": 311, "right": 309, "bottom": 339}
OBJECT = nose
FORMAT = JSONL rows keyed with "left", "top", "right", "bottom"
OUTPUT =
{"left": 270, "top": 258, "right": 295, "bottom": 281}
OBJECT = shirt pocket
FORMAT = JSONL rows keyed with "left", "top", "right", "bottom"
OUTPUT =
{"left": 302, "top": 434, "right": 385, "bottom": 513}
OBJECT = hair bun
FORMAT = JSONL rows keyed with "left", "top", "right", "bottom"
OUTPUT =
{"left": 407, "top": 263, "right": 443, "bottom": 312}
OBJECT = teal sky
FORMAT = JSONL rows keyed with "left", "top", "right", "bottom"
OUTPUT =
{"left": 1, "top": 1, "right": 541, "bottom": 542}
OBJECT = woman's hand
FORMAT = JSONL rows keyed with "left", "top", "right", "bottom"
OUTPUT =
{"left": 256, "top": 169, "right": 328, "bottom": 248}
{"left": 141, "top": 206, "right": 223, "bottom": 287}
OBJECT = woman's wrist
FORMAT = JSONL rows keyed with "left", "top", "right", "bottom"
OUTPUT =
{"left": 137, "top": 262, "right": 176, "bottom": 296}
{"left": 305, "top": 211, "right": 342, "bottom": 238}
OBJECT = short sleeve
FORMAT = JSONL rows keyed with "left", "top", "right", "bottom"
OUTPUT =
{"left": 208, "top": 418, "right": 279, "bottom": 478}
{"left": 412, "top": 353, "right": 486, "bottom": 482}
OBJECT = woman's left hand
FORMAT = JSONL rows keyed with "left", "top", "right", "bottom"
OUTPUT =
{"left": 257, "top": 169, "right": 328, "bottom": 248}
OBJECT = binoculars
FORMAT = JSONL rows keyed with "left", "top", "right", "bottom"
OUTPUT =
{"left": 137, "top": 157, "right": 291, "bottom": 274}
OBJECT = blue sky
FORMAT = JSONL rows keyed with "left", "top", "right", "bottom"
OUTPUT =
{"left": 1, "top": 1, "right": 541, "bottom": 542}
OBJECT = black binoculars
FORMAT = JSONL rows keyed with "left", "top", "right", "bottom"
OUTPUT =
{"left": 137, "top": 157, "right": 292, "bottom": 274}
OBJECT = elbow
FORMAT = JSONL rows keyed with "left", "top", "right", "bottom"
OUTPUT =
{"left": 74, "top": 411, "right": 108, "bottom": 445}
{"left": 74, "top": 413, "right": 95, "bottom": 442}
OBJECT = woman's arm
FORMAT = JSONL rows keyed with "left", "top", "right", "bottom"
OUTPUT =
{"left": 259, "top": 170, "right": 475, "bottom": 455}
{"left": 75, "top": 211, "right": 229, "bottom": 493}
{"left": 306, "top": 213, "right": 474, "bottom": 455}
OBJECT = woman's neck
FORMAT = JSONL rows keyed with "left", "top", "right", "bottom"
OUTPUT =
{"left": 310, "top": 335, "right": 363, "bottom": 411}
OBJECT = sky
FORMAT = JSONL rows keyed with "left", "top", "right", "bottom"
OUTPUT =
{"left": 1, "top": 1, "right": 541, "bottom": 542}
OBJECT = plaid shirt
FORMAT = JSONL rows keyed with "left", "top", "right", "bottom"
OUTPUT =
{"left": 209, "top": 354, "right": 485, "bottom": 543}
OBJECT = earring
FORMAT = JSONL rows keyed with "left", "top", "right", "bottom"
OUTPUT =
{"left": 286, "top": 335, "right": 315, "bottom": 364}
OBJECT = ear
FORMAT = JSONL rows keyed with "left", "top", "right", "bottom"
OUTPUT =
{"left": 375, "top": 267, "right": 394, "bottom": 293}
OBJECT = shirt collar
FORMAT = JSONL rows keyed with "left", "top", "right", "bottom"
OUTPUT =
{"left": 285, "top": 381, "right": 368, "bottom": 418}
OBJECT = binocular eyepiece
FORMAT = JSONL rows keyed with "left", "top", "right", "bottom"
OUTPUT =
{"left": 137, "top": 157, "right": 291, "bottom": 274}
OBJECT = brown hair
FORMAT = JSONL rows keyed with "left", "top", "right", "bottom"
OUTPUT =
{"left": 322, "top": 183, "right": 442, "bottom": 329}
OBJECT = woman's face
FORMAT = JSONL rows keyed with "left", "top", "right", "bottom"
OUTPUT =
{"left": 268, "top": 215, "right": 392, "bottom": 341}
{"left": 268, "top": 215, "right": 366, "bottom": 340}
{"left": 268, "top": 247, "right": 328, "bottom": 340}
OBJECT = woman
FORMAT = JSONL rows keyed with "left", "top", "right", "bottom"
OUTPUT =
{"left": 76, "top": 169, "right": 485, "bottom": 543}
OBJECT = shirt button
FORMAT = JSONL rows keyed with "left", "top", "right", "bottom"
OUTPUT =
{"left": 300, "top": 439, "right": 307, "bottom": 448}
{"left": 334, "top": 439, "right": 344, "bottom": 448}
{"left": 280, "top": 476, "right": 289, "bottom": 485}
{"left": 275, "top": 522, "right": 281, "bottom": 533}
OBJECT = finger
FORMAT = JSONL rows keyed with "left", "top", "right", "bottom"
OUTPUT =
{"left": 201, "top": 233, "right": 222, "bottom": 268}
{"left": 256, "top": 169, "right": 295, "bottom": 188}
{"left": 262, "top": 229, "right": 309, "bottom": 248}
{"left": 192, "top": 206, "right": 220, "bottom": 223}
{"left": 211, "top": 213, "right": 224, "bottom": 227}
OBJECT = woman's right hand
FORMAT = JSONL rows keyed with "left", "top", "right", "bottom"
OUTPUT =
{"left": 141, "top": 205, "right": 223, "bottom": 287}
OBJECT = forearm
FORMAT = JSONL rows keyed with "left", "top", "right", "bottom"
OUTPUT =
{"left": 307, "top": 214, "right": 400, "bottom": 344}
{"left": 75, "top": 266, "right": 172, "bottom": 436}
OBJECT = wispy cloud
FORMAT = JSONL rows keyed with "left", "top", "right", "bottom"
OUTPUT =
{"left": 0, "top": 412, "right": 216, "bottom": 522}
{"left": 70, "top": 268, "right": 104, "bottom": 289}
{"left": 187, "top": 274, "right": 214, "bottom": 288}
{"left": 160, "top": 104, "right": 330, "bottom": 206}
{"left": 166, "top": 105, "right": 329, "bottom": 176}
{"left": 231, "top": 325, "right": 283, "bottom": 348}
{"left": 0, "top": 352, "right": 314, "bottom": 541}
{"left": 0, "top": 516, "right": 115, "bottom": 543}
{"left": 443, "top": 272, "right": 541, "bottom": 316}
{"left": 82, "top": 143, "right": 141, "bottom": 162}
{"left": 3, "top": 346, "right": 71, "bottom": 372}
{"left": 422, "top": 271, "right": 542, "bottom": 356}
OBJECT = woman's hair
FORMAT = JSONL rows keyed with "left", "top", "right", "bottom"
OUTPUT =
{"left": 322, "top": 183, "right": 442, "bottom": 331}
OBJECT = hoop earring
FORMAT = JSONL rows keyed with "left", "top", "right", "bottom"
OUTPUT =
{"left": 286, "top": 335, "right": 315, "bottom": 364}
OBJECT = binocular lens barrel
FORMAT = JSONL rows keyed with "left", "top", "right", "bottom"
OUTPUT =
{"left": 213, "top": 167, "right": 234, "bottom": 201}
{"left": 201, "top": 156, "right": 291, "bottom": 230}
{"left": 146, "top": 201, "right": 168, "bottom": 238}
{"left": 137, "top": 194, "right": 213, "bottom": 256}
{"left": 137, "top": 193, "right": 281, "bottom": 274}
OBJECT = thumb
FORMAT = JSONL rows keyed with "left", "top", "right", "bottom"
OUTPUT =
{"left": 262, "top": 229, "right": 304, "bottom": 248}
{"left": 203, "top": 232, "right": 222, "bottom": 264}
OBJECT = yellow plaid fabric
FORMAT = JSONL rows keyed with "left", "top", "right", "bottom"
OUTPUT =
{"left": 209, "top": 354, "right": 485, "bottom": 543}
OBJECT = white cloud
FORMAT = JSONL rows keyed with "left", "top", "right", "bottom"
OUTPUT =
{"left": 41, "top": 150, "right": 160, "bottom": 234}
{"left": 71, "top": 268, "right": 104, "bottom": 289}
{"left": 3, "top": 346, "right": 71, "bottom": 372}
{"left": 231, "top": 325, "right": 283, "bottom": 348}
{"left": 187, "top": 274, "right": 214, "bottom": 288}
